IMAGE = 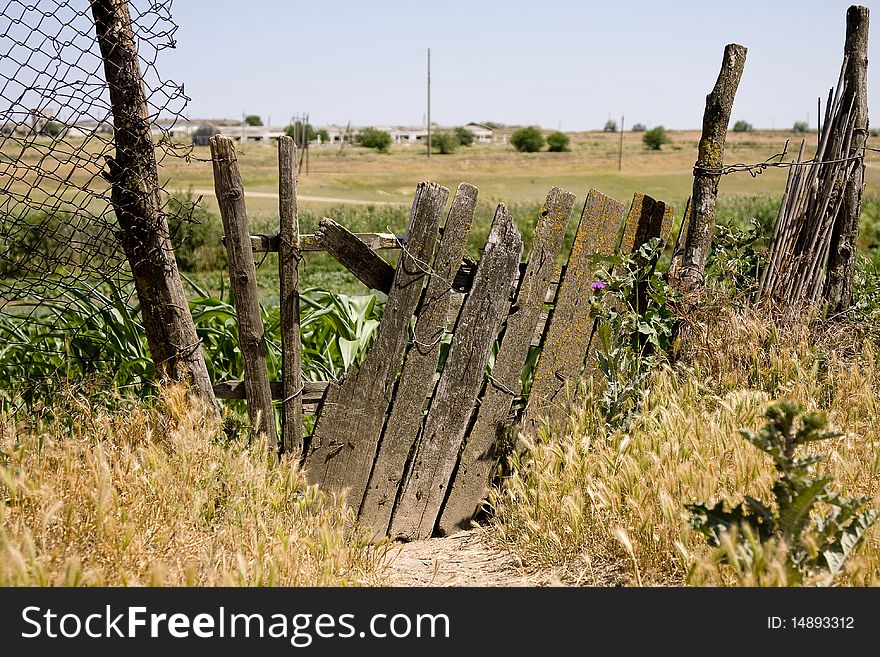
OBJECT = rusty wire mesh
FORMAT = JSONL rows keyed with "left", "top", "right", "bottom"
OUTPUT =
{"left": 0, "top": 0, "right": 196, "bottom": 410}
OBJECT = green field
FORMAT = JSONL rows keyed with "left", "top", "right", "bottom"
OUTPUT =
{"left": 154, "top": 128, "right": 879, "bottom": 298}
{"left": 165, "top": 129, "right": 868, "bottom": 218}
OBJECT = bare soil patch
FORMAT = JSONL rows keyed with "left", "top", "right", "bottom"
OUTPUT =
{"left": 382, "top": 529, "right": 626, "bottom": 587}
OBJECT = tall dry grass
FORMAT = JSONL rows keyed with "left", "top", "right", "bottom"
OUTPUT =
{"left": 0, "top": 385, "right": 387, "bottom": 586}
{"left": 491, "top": 304, "right": 880, "bottom": 586}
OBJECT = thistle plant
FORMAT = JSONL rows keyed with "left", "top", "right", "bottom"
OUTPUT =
{"left": 687, "top": 399, "right": 878, "bottom": 585}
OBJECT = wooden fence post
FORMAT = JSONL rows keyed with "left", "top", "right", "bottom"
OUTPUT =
{"left": 824, "top": 5, "right": 869, "bottom": 312}
{"left": 674, "top": 43, "right": 747, "bottom": 291}
{"left": 278, "top": 136, "right": 303, "bottom": 456}
{"left": 90, "top": 0, "right": 217, "bottom": 410}
{"left": 210, "top": 135, "right": 277, "bottom": 444}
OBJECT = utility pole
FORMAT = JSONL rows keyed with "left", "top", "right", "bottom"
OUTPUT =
{"left": 427, "top": 47, "right": 431, "bottom": 158}
{"left": 618, "top": 115, "right": 624, "bottom": 171}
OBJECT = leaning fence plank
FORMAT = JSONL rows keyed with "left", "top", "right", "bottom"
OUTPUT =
{"left": 210, "top": 135, "right": 277, "bottom": 443}
{"left": 521, "top": 189, "right": 625, "bottom": 440}
{"left": 389, "top": 204, "right": 523, "bottom": 541}
{"left": 304, "top": 182, "right": 449, "bottom": 507}
{"left": 278, "top": 136, "right": 304, "bottom": 456}
{"left": 244, "top": 232, "right": 405, "bottom": 254}
{"left": 213, "top": 379, "right": 328, "bottom": 401}
{"left": 359, "top": 183, "right": 479, "bottom": 538}
{"left": 316, "top": 218, "right": 396, "bottom": 292}
{"left": 438, "top": 187, "right": 575, "bottom": 536}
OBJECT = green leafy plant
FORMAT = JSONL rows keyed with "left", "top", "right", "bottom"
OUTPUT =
{"left": 244, "top": 115, "right": 263, "bottom": 127}
{"left": 792, "top": 121, "right": 809, "bottom": 133}
{"left": 732, "top": 120, "right": 753, "bottom": 133}
{"left": 591, "top": 237, "right": 678, "bottom": 430}
{"left": 687, "top": 400, "right": 879, "bottom": 585}
{"left": 603, "top": 120, "right": 618, "bottom": 132}
{"left": 631, "top": 123, "right": 645, "bottom": 132}
{"left": 642, "top": 126, "right": 670, "bottom": 150}
{"left": 546, "top": 131, "right": 571, "bottom": 152}
{"left": 357, "top": 127, "right": 392, "bottom": 153}
{"left": 510, "top": 126, "right": 545, "bottom": 153}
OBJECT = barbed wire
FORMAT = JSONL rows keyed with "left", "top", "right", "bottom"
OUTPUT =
{"left": 693, "top": 138, "right": 874, "bottom": 178}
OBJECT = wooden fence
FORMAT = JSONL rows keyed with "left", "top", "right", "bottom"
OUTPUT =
{"left": 211, "top": 134, "right": 673, "bottom": 541}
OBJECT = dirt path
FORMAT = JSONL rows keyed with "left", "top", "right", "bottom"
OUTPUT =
{"left": 177, "top": 188, "right": 406, "bottom": 206}
{"left": 381, "top": 529, "right": 626, "bottom": 587}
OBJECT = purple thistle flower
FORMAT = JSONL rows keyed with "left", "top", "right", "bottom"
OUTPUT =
{"left": 590, "top": 281, "right": 606, "bottom": 290}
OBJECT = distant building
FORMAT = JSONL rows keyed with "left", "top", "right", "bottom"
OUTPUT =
{"left": 316, "top": 122, "right": 495, "bottom": 146}
{"left": 464, "top": 122, "right": 494, "bottom": 143}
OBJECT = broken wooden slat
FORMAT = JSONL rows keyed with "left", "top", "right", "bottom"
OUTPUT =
{"left": 438, "top": 186, "right": 576, "bottom": 536}
{"left": 316, "top": 218, "right": 396, "bottom": 292}
{"left": 359, "top": 183, "right": 479, "bottom": 539}
{"left": 303, "top": 182, "right": 449, "bottom": 508}
{"left": 389, "top": 203, "right": 524, "bottom": 541}
{"left": 278, "top": 136, "right": 304, "bottom": 456}
{"left": 210, "top": 135, "right": 277, "bottom": 443}
{"left": 521, "top": 189, "right": 625, "bottom": 440}
{"left": 243, "top": 232, "right": 405, "bottom": 253}
{"left": 213, "top": 379, "right": 329, "bottom": 401}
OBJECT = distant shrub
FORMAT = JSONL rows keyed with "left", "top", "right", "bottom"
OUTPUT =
{"left": 43, "top": 120, "right": 62, "bottom": 137}
{"left": 792, "top": 121, "right": 809, "bottom": 133}
{"left": 732, "top": 120, "right": 753, "bottom": 133}
{"left": 603, "top": 119, "right": 618, "bottom": 132}
{"left": 454, "top": 127, "right": 475, "bottom": 146}
{"left": 284, "top": 121, "right": 316, "bottom": 148}
{"left": 642, "top": 126, "right": 670, "bottom": 150}
{"left": 432, "top": 129, "right": 459, "bottom": 154}
{"left": 546, "top": 131, "right": 571, "bottom": 152}
{"left": 317, "top": 128, "right": 330, "bottom": 143}
{"left": 358, "top": 127, "right": 392, "bottom": 152}
{"left": 510, "top": 126, "right": 545, "bottom": 153}
{"left": 244, "top": 115, "right": 263, "bottom": 127}
{"left": 631, "top": 123, "right": 646, "bottom": 132}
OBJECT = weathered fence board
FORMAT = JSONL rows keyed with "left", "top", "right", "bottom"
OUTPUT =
{"left": 389, "top": 204, "right": 523, "bottom": 541}
{"left": 316, "top": 218, "right": 396, "bottom": 292}
{"left": 211, "top": 135, "right": 277, "bottom": 442}
{"left": 213, "top": 379, "right": 328, "bottom": 401}
{"left": 303, "top": 182, "right": 449, "bottom": 506}
{"left": 278, "top": 136, "right": 303, "bottom": 456}
{"left": 521, "top": 189, "right": 625, "bottom": 440}
{"left": 359, "top": 183, "right": 478, "bottom": 538}
{"left": 245, "top": 232, "right": 405, "bottom": 253}
{"left": 438, "top": 187, "right": 576, "bottom": 535}
{"left": 211, "top": 153, "right": 680, "bottom": 538}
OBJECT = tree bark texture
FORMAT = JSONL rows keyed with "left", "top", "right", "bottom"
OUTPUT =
{"left": 676, "top": 43, "right": 747, "bottom": 291}
{"left": 90, "top": 0, "right": 217, "bottom": 409}
{"left": 824, "top": 5, "right": 869, "bottom": 312}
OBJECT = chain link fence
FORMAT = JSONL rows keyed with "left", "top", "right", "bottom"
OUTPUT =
{"left": 0, "top": 0, "right": 203, "bottom": 411}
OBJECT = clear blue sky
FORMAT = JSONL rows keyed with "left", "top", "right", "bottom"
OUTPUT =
{"left": 167, "top": 0, "right": 877, "bottom": 130}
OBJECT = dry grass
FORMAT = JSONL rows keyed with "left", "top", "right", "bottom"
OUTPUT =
{"left": 0, "top": 385, "right": 388, "bottom": 586}
{"left": 490, "top": 303, "right": 880, "bottom": 586}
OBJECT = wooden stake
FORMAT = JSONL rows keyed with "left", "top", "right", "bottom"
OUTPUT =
{"left": 675, "top": 43, "right": 747, "bottom": 291}
{"left": 210, "top": 135, "right": 277, "bottom": 444}
{"left": 278, "top": 136, "right": 303, "bottom": 457}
